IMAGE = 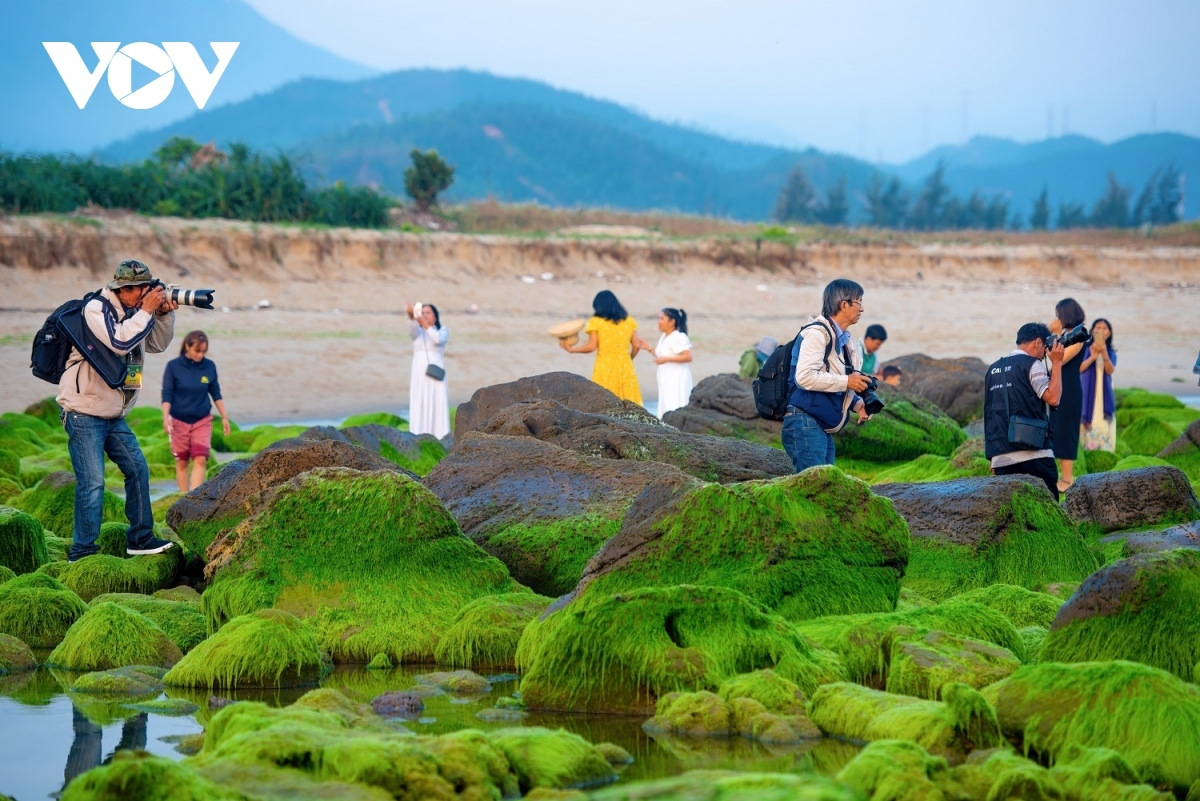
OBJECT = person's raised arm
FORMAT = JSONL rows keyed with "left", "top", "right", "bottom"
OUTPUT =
{"left": 563, "top": 331, "right": 598, "bottom": 354}
{"left": 1043, "top": 342, "right": 1065, "bottom": 406}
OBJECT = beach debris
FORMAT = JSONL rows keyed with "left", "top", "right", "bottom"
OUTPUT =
{"left": 254, "top": 298, "right": 271, "bottom": 309}
{"left": 521, "top": 275, "right": 536, "bottom": 284}
{"left": 467, "top": 303, "right": 480, "bottom": 314}
{"left": 540, "top": 271, "right": 554, "bottom": 280}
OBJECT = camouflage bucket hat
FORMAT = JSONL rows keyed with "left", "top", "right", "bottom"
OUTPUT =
{"left": 107, "top": 259, "right": 155, "bottom": 290}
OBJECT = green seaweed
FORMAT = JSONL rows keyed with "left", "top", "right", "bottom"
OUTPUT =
{"left": 248, "top": 425, "right": 309, "bottom": 452}
{"left": 90, "top": 592, "right": 208, "bottom": 652}
{"left": 165, "top": 608, "right": 328, "bottom": 689}
{"left": 489, "top": 727, "right": 617, "bottom": 792}
{"left": 1121, "top": 416, "right": 1188, "bottom": 456}
{"left": 342, "top": 411, "right": 408, "bottom": 429}
{"left": 70, "top": 665, "right": 165, "bottom": 696}
{"left": 0, "top": 506, "right": 48, "bottom": 574}
{"left": 0, "top": 571, "right": 89, "bottom": 647}
{"left": 47, "top": 602, "right": 181, "bottom": 670}
{"left": 836, "top": 739, "right": 957, "bottom": 800}
{"left": 1085, "top": 449, "right": 1121, "bottom": 473}
{"left": 834, "top": 389, "right": 968, "bottom": 461}
{"left": 884, "top": 627, "right": 1021, "bottom": 700}
{"left": 365, "top": 653, "right": 393, "bottom": 670}
{"left": 0, "top": 477, "right": 22, "bottom": 504}
{"left": 947, "top": 584, "right": 1063, "bottom": 629}
{"left": 590, "top": 770, "right": 859, "bottom": 801}
{"left": 871, "top": 453, "right": 991, "bottom": 486}
{"left": 0, "top": 632, "right": 36, "bottom": 674}
{"left": 61, "top": 750, "right": 242, "bottom": 801}
{"left": 0, "top": 449, "right": 19, "bottom": 479}
{"left": 478, "top": 514, "right": 624, "bottom": 598}
{"left": 11, "top": 472, "right": 124, "bottom": 538}
{"left": 984, "top": 660, "right": 1200, "bottom": 791}
{"left": 1019, "top": 627, "right": 1048, "bottom": 660}
{"left": 201, "top": 468, "right": 519, "bottom": 664}
{"left": 434, "top": 591, "right": 552, "bottom": 669}
{"left": 0, "top": 565, "right": 13, "bottom": 585}
{"left": 380, "top": 438, "right": 446, "bottom": 477}
{"left": 51, "top": 549, "right": 182, "bottom": 602}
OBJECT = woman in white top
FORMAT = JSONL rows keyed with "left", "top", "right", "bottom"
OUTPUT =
{"left": 406, "top": 302, "right": 450, "bottom": 439}
{"left": 640, "top": 308, "right": 694, "bottom": 419}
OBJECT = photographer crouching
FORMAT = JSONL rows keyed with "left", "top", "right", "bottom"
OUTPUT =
{"left": 57, "top": 260, "right": 179, "bottom": 561}
{"left": 984, "top": 323, "right": 1067, "bottom": 498}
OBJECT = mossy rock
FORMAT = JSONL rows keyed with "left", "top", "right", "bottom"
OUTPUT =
{"left": 0, "top": 477, "right": 22, "bottom": 505}
{"left": 302, "top": 423, "right": 445, "bottom": 476}
{"left": 809, "top": 681, "right": 1003, "bottom": 761}
{"left": 833, "top": 384, "right": 968, "bottom": 461}
{"left": 47, "top": 602, "right": 182, "bottom": 670}
{"left": 0, "top": 506, "right": 48, "bottom": 574}
{"left": 415, "top": 669, "right": 492, "bottom": 695}
{"left": 878, "top": 475, "right": 1097, "bottom": 601}
{"left": 0, "top": 449, "right": 19, "bottom": 480}
{"left": 96, "top": 521, "right": 130, "bottom": 557}
{"left": 836, "top": 739, "right": 958, "bottom": 801}
{"left": 871, "top": 452, "right": 990, "bottom": 485}
{"left": 984, "top": 660, "right": 1200, "bottom": 791}
{"left": 574, "top": 465, "right": 910, "bottom": 622}
{"left": 90, "top": 592, "right": 207, "bottom": 653}
{"left": 51, "top": 549, "right": 182, "bottom": 602}
{"left": 1085, "top": 448, "right": 1121, "bottom": 473}
{"left": 645, "top": 671, "right": 821, "bottom": 744}
{"left": 434, "top": 591, "right": 552, "bottom": 669}
{"left": 591, "top": 770, "right": 860, "bottom": 801}
{"left": 488, "top": 726, "right": 617, "bottom": 793}
{"left": 341, "top": 411, "right": 408, "bottom": 430}
{"left": 1040, "top": 549, "right": 1200, "bottom": 680}
{"left": 796, "top": 601, "right": 1026, "bottom": 686}
{"left": 11, "top": 471, "right": 124, "bottom": 539}
{"left": 248, "top": 425, "right": 309, "bottom": 452}
{"left": 165, "top": 608, "right": 327, "bottom": 689}
{"left": 70, "top": 664, "right": 166, "bottom": 696}
{"left": 0, "top": 565, "right": 13, "bottom": 586}
{"left": 365, "top": 653, "right": 393, "bottom": 670}
{"left": 1065, "top": 465, "right": 1200, "bottom": 535}
{"left": 0, "top": 421, "right": 51, "bottom": 457}
{"left": 1122, "top": 415, "right": 1189, "bottom": 456}
{"left": 125, "top": 697, "right": 200, "bottom": 715}
{"left": 61, "top": 750, "right": 241, "bottom": 801}
{"left": 946, "top": 584, "right": 1063, "bottom": 629}
{"left": 0, "top": 571, "right": 88, "bottom": 647}
{"left": 43, "top": 534, "right": 70, "bottom": 563}
{"left": 517, "top": 584, "right": 845, "bottom": 715}
{"left": 884, "top": 626, "right": 1021, "bottom": 700}
{"left": 23, "top": 397, "right": 63, "bottom": 427}
{"left": 201, "top": 467, "right": 518, "bottom": 664}
{"left": 0, "top": 632, "right": 36, "bottom": 674}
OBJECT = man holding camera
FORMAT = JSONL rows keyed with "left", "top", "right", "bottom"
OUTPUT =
{"left": 984, "top": 323, "right": 1065, "bottom": 498}
{"left": 57, "top": 259, "right": 178, "bottom": 561}
{"left": 782, "top": 278, "right": 873, "bottom": 473}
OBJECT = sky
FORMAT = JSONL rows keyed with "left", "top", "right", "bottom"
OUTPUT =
{"left": 243, "top": 0, "right": 1200, "bottom": 164}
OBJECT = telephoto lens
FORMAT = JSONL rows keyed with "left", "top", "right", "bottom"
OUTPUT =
{"left": 151, "top": 280, "right": 215, "bottom": 310}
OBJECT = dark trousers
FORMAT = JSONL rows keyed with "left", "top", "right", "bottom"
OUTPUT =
{"left": 994, "top": 457, "right": 1059, "bottom": 499}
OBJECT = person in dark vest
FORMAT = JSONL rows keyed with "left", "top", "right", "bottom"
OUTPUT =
{"left": 984, "top": 323, "right": 1065, "bottom": 498}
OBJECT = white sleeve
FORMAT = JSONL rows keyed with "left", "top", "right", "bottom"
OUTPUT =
{"left": 794, "top": 325, "right": 848, "bottom": 393}
{"left": 84, "top": 297, "right": 155, "bottom": 356}
{"left": 1029, "top": 361, "right": 1050, "bottom": 398}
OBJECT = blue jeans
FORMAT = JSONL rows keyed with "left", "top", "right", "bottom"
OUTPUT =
{"left": 63, "top": 412, "right": 154, "bottom": 559}
{"left": 782, "top": 406, "right": 836, "bottom": 473}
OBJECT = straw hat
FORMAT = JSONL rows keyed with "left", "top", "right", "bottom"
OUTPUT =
{"left": 548, "top": 319, "right": 586, "bottom": 347}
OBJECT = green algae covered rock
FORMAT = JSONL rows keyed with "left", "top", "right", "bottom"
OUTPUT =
{"left": 836, "top": 739, "right": 957, "bottom": 801}
{"left": 1065, "top": 465, "right": 1200, "bottom": 535}
{"left": 165, "top": 608, "right": 327, "bottom": 689}
{"left": 341, "top": 411, "right": 408, "bottom": 430}
{"left": 489, "top": 727, "right": 616, "bottom": 792}
{"left": 0, "top": 571, "right": 88, "bottom": 647}
{"left": 796, "top": 601, "right": 1026, "bottom": 687}
{"left": 948, "top": 583, "right": 1063, "bottom": 630}
{"left": 0, "top": 477, "right": 22, "bottom": 505}
{"left": 95, "top": 521, "right": 130, "bottom": 558}
{"left": 125, "top": 697, "right": 200, "bottom": 715}
{"left": 884, "top": 626, "right": 1021, "bottom": 700}
{"left": 415, "top": 669, "right": 492, "bottom": 695}
{"left": 47, "top": 602, "right": 181, "bottom": 671}
{"left": 1040, "top": 549, "right": 1200, "bottom": 679}
{"left": 877, "top": 474, "right": 1097, "bottom": 601}
{"left": 0, "top": 565, "right": 13, "bottom": 585}
{"left": 590, "top": 770, "right": 860, "bottom": 801}
{"left": 153, "top": 585, "right": 201, "bottom": 605}
{"left": 50, "top": 549, "right": 182, "bottom": 602}
{"left": 644, "top": 670, "right": 821, "bottom": 744}
{"left": 574, "top": 465, "right": 910, "bottom": 622}
{"left": 0, "top": 506, "right": 47, "bottom": 576}
{"left": 809, "top": 681, "right": 1004, "bottom": 761}
{"left": 90, "top": 593, "right": 207, "bottom": 653}
{"left": 834, "top": 384, "right": 968, "bottom": 461}
{"left": 0, "top": 632, "right": 35, "bottom": 674}
{"left": 518, "top": 585, "right": 845, "bottom": 715}
{"left": 70, "top": 665, "right": 166, "bottom": 696}
{"left": 201, "top": 467, "right": 519, "bottom": 664}
{"left": 985, "top": 660, "right": 1200, "bottom": 791}
{"left": 366, "top": 653, "right": 393, "bottom": 670}
{"left": 61, "top": 750, "right": 242, "bottom": 801}
{"left": 434, "top": 591, "right": 552, "bottom": 669}
{"left": 11, "top": 471, "right": 124, "bottom": 540}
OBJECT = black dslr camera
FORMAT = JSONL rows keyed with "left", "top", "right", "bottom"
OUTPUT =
{"left": 1044, "top": 323, "right": 1090, "bottom": 350}
{"left": 150, "top": 280, "right": 215, "bottom": 310}
{"left": 851, "top": 371, "right": 886, "bottom": 415}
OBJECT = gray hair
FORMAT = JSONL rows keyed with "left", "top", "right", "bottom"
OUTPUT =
{"left": 821, "top": 278, "right": 864, "bottom": 318}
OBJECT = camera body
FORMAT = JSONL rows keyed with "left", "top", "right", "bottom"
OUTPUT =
{"left": 150, "top": 279, "right": 215, "bottom": 310}
{"left": 413, "top": 301, "right": 423, "bottom": 318}
{"left": 852, "top": 371, "right": 886, "bottom": 416}
{"left": 1044, "top": 323, "right": 1090, "bottom": 350}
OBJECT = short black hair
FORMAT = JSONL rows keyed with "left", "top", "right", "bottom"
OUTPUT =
{"left": 662, "top": 308, "right": 688, "bottom": 334}
{"left": 1016, "top": 323, "right": 1051, "bottom": 345}
{"left": 881, "top": 365, "right": 902, "bottom": 378}
{"left": 865, "top": 324, "right": 888, "bottom": 342}
{"left": 821, "top": 278, "right": 864, "bottom": 318}
{"left": 1055, "top": 298, "right": 1085, "bottom": 329}
{"left": 592, "top": 290, "right": 627, "bottom": 323}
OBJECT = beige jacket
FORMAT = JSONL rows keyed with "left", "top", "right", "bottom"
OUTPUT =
{"left": 56, "top": 287, "right": 175, "bottom": 419}
{"left": 793, "top": 315, "right": 864, "bottom": 433}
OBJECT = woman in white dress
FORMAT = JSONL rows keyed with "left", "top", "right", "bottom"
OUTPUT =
{"left": 406, "top": 302, "right": 450, "bottom": 438}
{"left": 640, "top": 308, "right": 694, "bottom": 419}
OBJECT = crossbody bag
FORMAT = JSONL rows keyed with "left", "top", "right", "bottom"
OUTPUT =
{"left": 1002, "top": 356, "right": 1049, "bottom": 449}
{"left": 421, "top": 327, "right": 445, "bottom": 382}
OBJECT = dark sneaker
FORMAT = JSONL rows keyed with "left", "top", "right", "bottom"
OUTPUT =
{"left": 127, "top": 537, "right": 176, "bottom": 556}
{"left": 67, "top": 551, "right": 97, "bottom": 563}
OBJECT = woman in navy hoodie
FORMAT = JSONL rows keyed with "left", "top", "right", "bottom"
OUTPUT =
{"left": 161, "top": 330, "right": 229, "bottom": 492}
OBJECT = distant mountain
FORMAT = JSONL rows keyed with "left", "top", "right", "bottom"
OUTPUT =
{"left": 0, "top": 0, "right": 372, "bottom": 154}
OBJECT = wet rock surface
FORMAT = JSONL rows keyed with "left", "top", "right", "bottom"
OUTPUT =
{"left": 1099, "top": 520, "right": 1200, "bottom": 556}
{"left": 876, "top": 475, "right": 1054, "bottom": 549}
{"left": 371, "top": 689, "right": 426, "bottom": 719}
{"left": 661, "top": 374, "right": 783, "bottom": 446}
{"left": 299, "top": 423, "right": 443, "bottom": 463}
{"left": 454, "top": 371, "right": 659, "bottom": 438}
{"left": 476, "top": 399, "right": 792, "bottom": 483}
{"left": 877, "top": 354, "right": 988, "bottom": 425}
{"left": 1064, "top": 465, "right": 1200, "bottom": 532}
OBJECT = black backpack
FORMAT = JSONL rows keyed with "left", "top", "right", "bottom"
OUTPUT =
{"left": 752, "top": 322, "right": 832, "bottom": 420}
{"left": 30, "top": 292, "right": 99, "bottom": 384}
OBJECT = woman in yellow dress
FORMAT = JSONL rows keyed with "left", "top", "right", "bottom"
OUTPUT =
{"left": 560, "top": 290, "right": 643, "bottom": 404}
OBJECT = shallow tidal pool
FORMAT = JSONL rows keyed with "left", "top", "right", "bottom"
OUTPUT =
{"left": 0, "top": 663, "right": 861, "bottom": 799}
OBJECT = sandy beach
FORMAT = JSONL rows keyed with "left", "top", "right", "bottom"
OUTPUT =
{"left": 2, "top": 214, "right": 1198, "bottom": 422}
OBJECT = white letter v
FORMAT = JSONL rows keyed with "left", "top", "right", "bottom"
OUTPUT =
{"left": 163, "top": 42, "right": 240, "bottom": 109}
{"left": 43, "top": 42, "right": 120, "bottom": 109}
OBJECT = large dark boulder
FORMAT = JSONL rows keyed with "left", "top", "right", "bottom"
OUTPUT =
{"left": 454, "top": 371, "right": 658, "bottom": 439}
{"left": 476, "top": 399, "right": 792, "bottom": 483}
{"left": 875, "top": 475, "right": 1097, "bottom": 600}
{"left": 167, "top": 438, "right": 414, "bottom": 556}
{"left": 877, "top": 354, "right": 988, "bottom": 425}
{"left": 1041, "top": 549, "right": 1200, "bottom": 682}
{"left": 424, "top": 432, "right": 697, "bottom": 597}
{"left": 662, "top": 374, "right": 782, "bottom": 447}
{"left": 1064, "top": 465, "right": 1200, "bottom": 533}
{"left": 1097, "top": 520, "right": 1200, "bottom": 559}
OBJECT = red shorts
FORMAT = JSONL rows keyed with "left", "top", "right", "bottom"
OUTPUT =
{"left": 169, "top": 415, "right": 213, "bottom": 461}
